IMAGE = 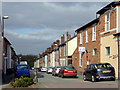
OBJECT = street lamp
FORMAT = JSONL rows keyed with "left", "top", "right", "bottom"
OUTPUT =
{"left": 2, "top": 16, "right": 8, "bottom": 75}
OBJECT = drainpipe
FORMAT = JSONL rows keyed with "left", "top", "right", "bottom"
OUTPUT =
{"left": 116, "top": 34, "right": 120, "bottom": 80}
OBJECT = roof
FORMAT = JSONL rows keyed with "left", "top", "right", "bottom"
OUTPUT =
{"left": 75, "top": 18, "right": 99, "bottom": 32}
{"left": 96, "top": 1, "right": 120, "bottom": 15}
{"left": 4, "top": 37, "right": 11, "bottom": 45}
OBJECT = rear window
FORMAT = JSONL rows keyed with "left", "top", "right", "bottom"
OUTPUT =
{"left": 64, "top": 66, "right": 75, "bottom": 69}
{"left": 56, "top": 66, "right": 61, "bottom": 68}
{"left": 96, "top": 64, "right": 112, "bottom": 68}
{"left": 17, "top": 65, "right": 29, "bottom": 70}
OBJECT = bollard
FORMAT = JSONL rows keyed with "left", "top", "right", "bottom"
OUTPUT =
{"left": 34, "top": 68, "right": 38, "bottom": 83}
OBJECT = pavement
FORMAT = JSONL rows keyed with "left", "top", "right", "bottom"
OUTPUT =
{"left": 34, "top": 71, "right": 119, "bottom": 88}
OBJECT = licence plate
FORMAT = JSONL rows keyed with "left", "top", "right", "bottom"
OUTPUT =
{"left": 103, "top": 70, "right": 110, "bottom": 73}
{"left": 20, "top": 73, "right": 25, "bottom": 75}
{"left": 68, "top": 71, "right": 73, "bottom": 72}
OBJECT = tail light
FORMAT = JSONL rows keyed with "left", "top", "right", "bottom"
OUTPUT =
{"left": 55, "top": 68, "right": 57, "bottom": 71}
{"left": 28, "top": 69, "right": 30, "bottom": 73}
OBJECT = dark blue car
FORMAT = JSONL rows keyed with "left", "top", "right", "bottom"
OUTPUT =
{"left": 15, "top": 64, "right": 30, "bottom": 78}
{"left": 83, "top": 63, "right": 115, "bottom": 82}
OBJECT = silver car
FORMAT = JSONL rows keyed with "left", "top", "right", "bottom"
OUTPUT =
{"left": 52, "top": 66, "right": 62, "bottom": 76}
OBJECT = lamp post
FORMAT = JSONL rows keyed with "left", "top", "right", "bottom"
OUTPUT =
{"left": 2, "top": 16, "right": 8, "bottom": 75}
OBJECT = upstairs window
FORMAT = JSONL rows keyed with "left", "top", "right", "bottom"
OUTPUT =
{"left": 105, "top": 11, "right": 110, "bottom": 31}
{"left": 60, "top": 47, "right": 61, "bottom": 57}
{"left": 80, "top": 31, "right": 83, "bottom": 44}
{"left": 92, "top": 25, "right": 96, "bottom": 41}
{"left": 86, "top": 28, "right": 88, "bottom": 43}
{"left": 64, "top": 46, "right": 65, "bottom": 56}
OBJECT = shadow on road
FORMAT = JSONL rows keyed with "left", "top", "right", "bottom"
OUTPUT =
{"left": 37, "top": 72, "right": 45, "bottom": 78}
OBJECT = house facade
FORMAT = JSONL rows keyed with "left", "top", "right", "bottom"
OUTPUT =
{"left": 97, "top": 2, "right": 120, "bottom": 78}
{"left": 73, "top": 1, "right": 120, "bottom": 78}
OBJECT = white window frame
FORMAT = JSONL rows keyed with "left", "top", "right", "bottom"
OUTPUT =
{"left": 64, "top": 46, "right": 65, "bottom": 56}
{"left": 92, "top": 25, "right": 96, "bottom": 41}
{"left": 93, "top": 48, "right": 97, "bottom": 56}
{"left": 80, "top": 31, "right": 83, "bottom": 44}
{"left": 79, "top": 52, "right": 83, "bottom": 67}
{"left": 105, "top": 47, "right": 110, "bottom": 56}
{"left": 105, "top": 11, "right": 110, "bottom": 31}
{"left": 86, "top": 28, "right": 88, "bottom": 43}
{"left": 60, "top": 47, "right": 61, "bottom": 57}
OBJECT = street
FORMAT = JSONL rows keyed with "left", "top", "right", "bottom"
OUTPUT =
{"left": 33, "top": 71, "right": 118, "bottom": 88}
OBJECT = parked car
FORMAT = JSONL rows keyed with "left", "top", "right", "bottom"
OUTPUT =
{"left": 31, "top": 67, "right": 34, "bottom": 70}
{"left": 38, "top": 67, "right": 42, "bottom": 72}
{"left": 83, "top": 63, "right": 115, "bottom": 82}
{"left": 58, "top": 66, "right": 77, "bottom": 78}
{"left": 46, "top": 67, "right": 53, "bottom": 74}
{"left": 52, "top": 66, "right": 62, "bottom": 76}
{"left": 41, "top": 67, "right": 47, "bottom": 72}
{"left": 15, "top": 64, "right": 30, "bottom": 78}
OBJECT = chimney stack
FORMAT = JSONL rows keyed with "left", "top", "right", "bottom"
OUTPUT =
{"left": 61, "top": 34, "right": 65, "bottom": 44}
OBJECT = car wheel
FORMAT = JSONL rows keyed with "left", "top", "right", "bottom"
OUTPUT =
{"left": 83, "top": 75, "right": 87, "bottom": 81}
{"left": 58, "top": 74, "right": 60, "bottom": 77}
{"left": 111, "top": 78, "right": 115, "bottom": 81}
{"left": 61, "top": 74, "right": 64, "bottom": 78}
{"left": 52, "top": 73, "right": 54, "bottom": 76}
{"left": 92, "top": 75, "right": 96, "bottom": 82}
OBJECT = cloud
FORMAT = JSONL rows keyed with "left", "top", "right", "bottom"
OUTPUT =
{"left": 3, "top": 2, "right": 109, "bottom": 55}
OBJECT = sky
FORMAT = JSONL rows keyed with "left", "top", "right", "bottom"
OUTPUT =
{"left": 2, "top": 2, "right": 110, "bottom": 55}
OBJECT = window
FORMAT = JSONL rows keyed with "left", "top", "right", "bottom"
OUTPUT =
{"left": 80, "top": 31, "right": 83, "bottom": 44}
{"left": 93, "top": 48, "right": 97, "bottom": 56}
{"left": 60, "top": 47, "right": 61, "bottom": 56}
{"left": 92, "top": 25, "right": 96, "bottom": 41}
{"left": 105, "top": 11, "right": 110, "bottom": 31}
{"left": 79, "top": 52, "right": 83, "bottom": 66}
{"left": 105, "top": 47, "right": 110, "bottom": 56}
{"left": 64, "top": 46, "right": 65, "bottom": 56}
{"left": 86, "top": 28, "right": 88, "bottom": 43}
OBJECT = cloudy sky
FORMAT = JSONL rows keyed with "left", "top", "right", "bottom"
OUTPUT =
{"left": 2, "top": 2, "right": 110, "bottom": 55}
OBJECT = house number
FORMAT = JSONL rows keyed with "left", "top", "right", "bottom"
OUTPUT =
{"left": 109, "top": 55, "right": 118, "bottom": 59}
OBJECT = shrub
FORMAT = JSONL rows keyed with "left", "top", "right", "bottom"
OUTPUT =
{"left": 10, "top": 77, "right": 34, "bottom": 87}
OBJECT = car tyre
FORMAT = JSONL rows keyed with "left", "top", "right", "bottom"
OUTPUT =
{"left": 92, "top": 75, "right": 96, "bottom": 82}
{"left": 111, "top": 78, "right": 115, "bottom": 81}
{"left": 61, "top": 74, "right": 64, "bottom": 78}
{"left": 83, "top": 75, "right": 87, "bottom": 81}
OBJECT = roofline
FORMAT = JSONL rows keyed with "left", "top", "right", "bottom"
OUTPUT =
{"left": 75, "top": 18, "right": 99, "bottom": 32}
{"left": 96, "top": 1, "right": 120, "bottom": 15}
{"left": 4, "top": 37, "right": 11, "bottom": 45}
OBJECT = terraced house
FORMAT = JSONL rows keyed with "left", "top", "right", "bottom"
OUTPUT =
{"left": 38, "top": 1, "right": 120, "bottom": 79}
{"left": 74, "top": 1, "right": 120, "bottom": 79}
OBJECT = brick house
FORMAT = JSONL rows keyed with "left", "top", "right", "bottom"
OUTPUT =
{"left": 74, "top": 18, "right": 100, "bottom": 73}
{"left": 58, "top": 34, "right": 66, "bottom": 66}
{"left": 96, "top": 1, "right": 120, "bottom": 78}
{"left": 73, "top": 1, "right": 120, "bottom": 78}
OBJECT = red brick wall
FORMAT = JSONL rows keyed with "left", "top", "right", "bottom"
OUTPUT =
{"left": 73, "top": 6, "right": 117, "bottom": 73}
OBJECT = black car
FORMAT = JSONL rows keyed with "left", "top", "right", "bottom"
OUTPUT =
{"left": 83, "top": 63, "right": 115, "bottom": 82}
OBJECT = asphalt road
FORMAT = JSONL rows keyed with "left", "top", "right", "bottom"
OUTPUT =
{"left": 33, "top": 71, "right": 118, "bottom": 88}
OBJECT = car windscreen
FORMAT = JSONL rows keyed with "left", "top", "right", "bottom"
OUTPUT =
{"left": 64, "top": 66, "right": 75, "bottom": 69}
{"left": 96, "top": 64, "right": 112, "bottom": 69}
{"left": 17, "top": 65, "right": 29, "bottom": 70}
